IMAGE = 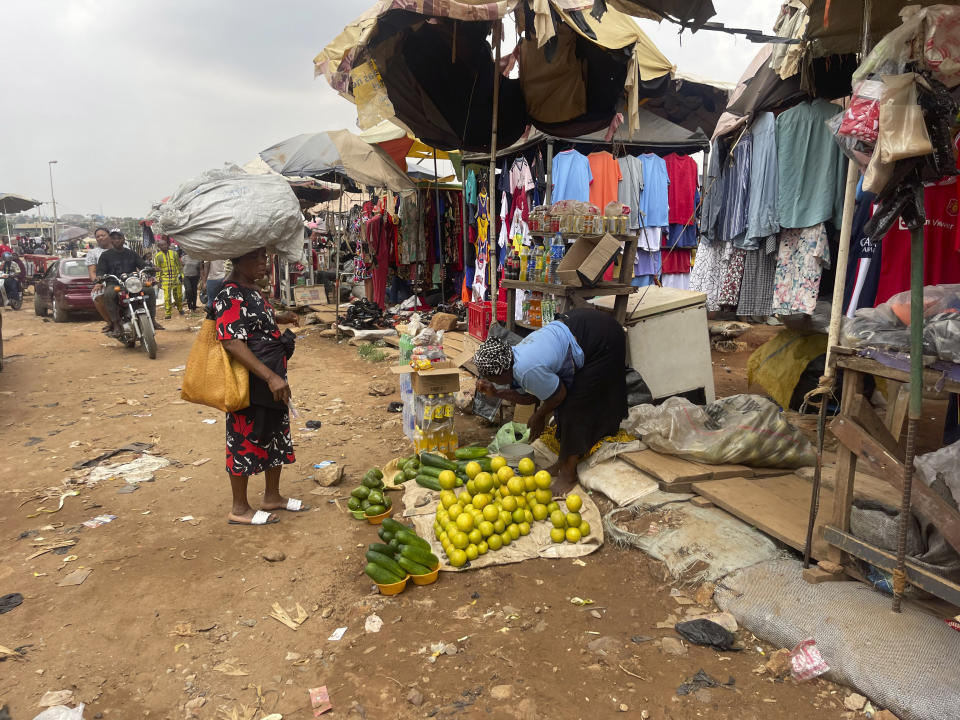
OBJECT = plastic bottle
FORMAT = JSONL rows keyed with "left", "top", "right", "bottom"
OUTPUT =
{"left": 534, "top": 244, "right": 545, "bottom": 283}
{"left": 530, "top": 292, "right": 542, "bottom": 327}
{"left": 423, "top": 394, "right": 436, "bottom": 433}
{"left": 519, "top": 246, "right": 529, "bottom": 281}
{"left": 526, "top": 244, "right": 537, "bottom": 283}
{"left": 549, "top": 234, "right": 564, "bottom": 284}
{"left": 521, "top": 293, "right": 530, "bottom": 325}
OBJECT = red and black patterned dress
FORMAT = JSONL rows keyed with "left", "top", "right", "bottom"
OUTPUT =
{"left": 215, "top": 282, "right": 295, "bottom": 477}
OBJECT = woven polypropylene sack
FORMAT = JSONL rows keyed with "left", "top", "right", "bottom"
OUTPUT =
{"left": 148, "top": 165, "right": 304, "bottom": 262}
{"left": 715, "top": 559, "right": 960, "bottom": 720}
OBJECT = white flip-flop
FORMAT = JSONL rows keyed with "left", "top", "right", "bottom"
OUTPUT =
{"left": 280, "top": 498, "right": 310, "bottom": 513}
{"left": 228, "top": 509, "right": 279, "bottom": 526}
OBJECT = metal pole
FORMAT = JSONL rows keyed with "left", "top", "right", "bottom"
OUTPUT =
{"left": 545, "top": 140, "right": 554, "bottom": 206}
{"left": 48, "top": 161, "right": 59, "bottom": 254}
{"left": 893, "top": 219, "right": 925, "bottom": 612}
{"left": 3, "top": 211, "right": 11, "bottom": 243}
{"left": 487, "top": 21, "right": 502, "bottom": 327}
{"left": 460, "top": 164, "right": 469, "bottom": 302}
{"left": 334, "top": 177, "right": 344, "bottom": 340}
{"left": 433, "top": 148, "right": 445, "bottom": 303}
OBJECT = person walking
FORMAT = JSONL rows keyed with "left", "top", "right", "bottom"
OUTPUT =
{"left": 181, "top": 251, "right": 202, "bottom": 311}
{"left": 86, "top": 227, "right": 114, "bottom": 332}
{"left": 214, "top": 247, "right": 304, "bottom": 525}
{"left": 154, "top": 235, "right": 184, "bottom": 319}
{"left": 201, "top": 258, "right": 229, "bottom": 313}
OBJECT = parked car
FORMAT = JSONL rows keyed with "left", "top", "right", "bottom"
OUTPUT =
{"left": 34, "top": 258, "right": 96, "bottom": 322}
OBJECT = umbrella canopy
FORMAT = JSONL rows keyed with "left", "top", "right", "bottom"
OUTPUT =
{"left": 260, "top": 129, "right": 415, "bottom": 191}
{"left": 0, "top": 193, "right": 42, "bottom": 213}
{"left": 316, "top": 0, "right": 675, "bottom": 152}
{"left": 57, "top": 226, "right": 90, "bottom": 243}
{"left": 604, "top": 0, "right": 716, "bottom": 28}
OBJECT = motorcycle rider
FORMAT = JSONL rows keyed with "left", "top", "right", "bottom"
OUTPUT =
{"left": 1, "top": 252, "right": 25, "bottom": 307}
{"left": 86, "top": 227, "right": 114, "bottom": 332}
{"left": 96, "top": 230, "right": 160, "bottom": 336}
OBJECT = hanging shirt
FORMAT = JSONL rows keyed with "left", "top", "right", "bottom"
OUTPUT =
{"left": 701, "top": 141, "right": 724, "bottom": 243}
{"left": 511, "top": 321, "right": 585, "bottom": 401}
{"left": 664, "top": 153, "right": 698, "bottom": 225}
{"left": 634, "top": 249, "right": 661, "bottom": 277}
{"left": 843, "top": 185, "right": 880, "bottom": 317}
{"left": 509, "top": 157, "right": 535, "bottom": 193}
{"left": 587, "top": 151, "right": 622, "bottom": 213}
{"left": 722, "top": 131, "right": 752, "bottom": 245}
{"left": 638, "top": 153, "right": 670, "bottom": 228}
{"left": 667, "top": 223, "right": 698, "bottom": 249}
{"left": 745, "top": 112, "right": 780, "bottom": 246}
{"left": 874, "top": 177, "right": 960, "bottom": 305}
{"left": 617, "top": 155, "right": 644, "bottom": 230}
{"left": 661, "top": 248, "right": 692, "bottom": 275}
{"left": 551, "top": 149, "right": 592, "bottom": 203}
{"left": 776, "top": 99, "right": 846, "bottom": 230}
{"left": 465, "top": 170, "right": 478, "bottom": 207}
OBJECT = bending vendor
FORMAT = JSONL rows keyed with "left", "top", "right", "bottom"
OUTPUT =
{"left": 473, "top": 307, "right": 627, "bottom": 495}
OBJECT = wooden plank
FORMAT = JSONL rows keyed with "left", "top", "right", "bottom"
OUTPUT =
{"left": 850, "top": 393, "right": 904, "bottom": 460}
{"left": 834, "top": 354, "right": 960, "bottom": 394}
{"left": 690, "top": 461, "right": 756, "bottom": 479}
{"left": 823, "top": 526, "right": 960, "bottom": 607}
{"left": 382, "top": 335, "right": 400, "bottom": 348}
{"left": 827, "top": 369, "right": 863, "bottom": 565}
{"left": 803, "top": 567, "right": 847, "bottom": 584}
{"left": 831, "top": 414, "right": 960, "bottom": 558}
{"left": 751, "top": 466, "right": 794, "bottom": 478}
{"left": 621, "top": 450, "right": 713, "bottom": 493}
{"left": 692, "top": 474, "right": 834, "bottom": 559}
{"left": 887, "top": 383, "right": 910, "bottom": 441}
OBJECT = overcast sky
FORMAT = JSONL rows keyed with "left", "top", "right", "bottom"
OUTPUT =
{"left": 1, "top": 0, "right": 778, "bottom": 219}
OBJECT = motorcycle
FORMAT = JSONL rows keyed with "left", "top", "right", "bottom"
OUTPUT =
{"left": 103, "top": 269, "right": 158, "bottom": 359}
{"left": 0, "top": 271, "right": 23, "bottom": 310}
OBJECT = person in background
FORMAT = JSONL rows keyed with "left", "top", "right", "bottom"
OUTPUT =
{"left": 181, "top": 250, "right": 202, "bottom": 312}
{"left": 386, "top": 266, "right": 413, "bottom": 306}
{"left": 86, "top": 227, "right": 114, "bottom": 332}
{"left": 201, "top": 258, "right": 229, "bottom": 313}
{"left": 154, "top": 235, "right": 184, "bottom": 319}
{"left": 97, "top": 230, "right": 161, "bottom": 334}
{"left": 473, "top": 307, "right": 628, "bottom": 495}
{"left": 214, "top": 247, "right": 303, "bottom": 525}
{"left": 0, "top": 237, "right": 12, "bottom": 256}
{"left": 1, "top": 252, "right": 25, "bottom": 306}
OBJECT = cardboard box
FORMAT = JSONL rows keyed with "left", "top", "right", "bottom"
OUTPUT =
{"left": 391, "top": 365, "right": 461, "bottom": 395}
{"left": 292, "top": 283, "right": 328, "bottom": 306}
{"left": 556, "top": 232, "right": 621, "bottom": 287}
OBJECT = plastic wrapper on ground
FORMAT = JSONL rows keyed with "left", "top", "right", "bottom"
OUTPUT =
{"left": 621, "top": 394, "right": 816, "bottom": 468}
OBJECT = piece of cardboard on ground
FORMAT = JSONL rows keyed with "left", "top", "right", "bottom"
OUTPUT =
{"left": 691, "top": 469, "right": 903, "bottom": 561}
{"left": 293, "top": 284, "right": 329, "bottom": 307}
{"left": 402, "top": 480, "right": 603, "bottom": 571}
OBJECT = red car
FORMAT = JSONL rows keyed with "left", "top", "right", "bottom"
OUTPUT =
{"left": 34, "top": 258, "right": 96, "bottom": 322}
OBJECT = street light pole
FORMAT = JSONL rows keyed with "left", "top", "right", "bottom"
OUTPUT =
{"left": 48, "top": 160, "right": 59, "bottom": 254}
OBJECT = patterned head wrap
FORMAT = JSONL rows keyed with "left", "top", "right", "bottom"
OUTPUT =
{"left": 473, "top": 337, "right": 513, "bottom": 377}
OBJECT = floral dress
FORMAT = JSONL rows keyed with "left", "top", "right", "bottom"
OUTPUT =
{"left": 771, "top": 223, "right": 830, "bottom": 315}
{"left": 215, "top": 282, "right": 295, "bottom": 477}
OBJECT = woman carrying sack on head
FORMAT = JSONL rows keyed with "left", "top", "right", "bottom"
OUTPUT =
{"left": 214, "top": 248, "right": 305, "bottom": 525}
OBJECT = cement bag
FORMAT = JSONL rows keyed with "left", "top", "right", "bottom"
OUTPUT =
{"left": 621, "top": 394, "right": 815, "bottom": 469}
{"left": 148, "top": 165, "right": 303, "bottom": 262}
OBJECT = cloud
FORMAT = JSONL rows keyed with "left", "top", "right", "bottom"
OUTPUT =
{"left": 0, "top": 0, "right": 776, "bottom": 218}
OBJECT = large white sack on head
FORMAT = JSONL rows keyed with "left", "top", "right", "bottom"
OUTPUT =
{"left": 148, "top": 165, "right": 303, "bottom": 262}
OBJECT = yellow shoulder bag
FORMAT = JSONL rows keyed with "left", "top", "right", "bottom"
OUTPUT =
{"left": 181, "top": 319, "right": 250, "bottom": 412}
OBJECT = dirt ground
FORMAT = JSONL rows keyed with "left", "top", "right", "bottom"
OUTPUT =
{"left": 1, "top": 304, "right": 862, "bottom": 720}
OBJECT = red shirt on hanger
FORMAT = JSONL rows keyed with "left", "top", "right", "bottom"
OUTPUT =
{"left": 664, "top": 153, "right": 698, "bottom": 225}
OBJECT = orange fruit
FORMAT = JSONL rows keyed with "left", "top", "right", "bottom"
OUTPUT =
{"left": 451, "top": 531, "right": 469, "bottom": 549}
{"left": 465, "top": 480, "right": 477, "bottom": 495}
{"left": 449, "top": 548, "right": 467, "bottom": 567}
{"left": 507, "top": 523, "right": 521, "bottom": 540}
{"left": 523, "top": 509, "right": 533, "bottom": 524}
{"left": 546, "top": 501, "right": 561, "bottom": 514}
{"left": 468, "top": 528, "right": 482, "bottom": 545}
{"left": 535, "top": 488, "right": 553, "bottom": 505}
{"left": 579, "top": 520, "right": 591, "bottom": 537}
{"left": 477, "top": 540, "right": 489, "bottom": 555}
{"left": 550, "top": 510, "right": 566, "bottom": 528}
{"left": 482, "top": 504, "right": 499, "bottom": 522}
{"left": 475, "top": 473, "right": 494, "bottom": 494}
{"left": 518, "top": 521, "right": 531, "bottom": 536}
{"left": 532, "top": 504, "right": 548, "bottom": 521}
{"left": 497, "top": 465, "right": 515, "bottom": 483}
{"left": 511, "top": 508, "right": 526, "bottom": 524}
{"left": 465, "top": 543, "right": 479, "bottom": 561}
{"left": 500, "top": 531, "right": 512, "bottom": 547}
{"left": 565, "top": 526, "right": 581, "bottom": 543}
{"left": 440, "top": 491, "right": 457, "bottom": 509}
{"left": 550, "top": 527, "right": 565, "bottom": 543}
{"left": 438, "top": 470, "right": 457, "bottom": 490}
{"left": 493, "top": 519, "right": 506, "bottom": 534}
{"left": 501, "top": 496, "right": 518, "bottom": 512}
{"left": 565, "top": 512, "right": 582, "bottom": 528}
{"left": 478, "top": 520, "right": 495, "bottom": 538}
{"left": 455, "top": 512, "right": 475, "bottom": 533}
{"left": 565, "top": 494, "right": 583, "bottom": 513}
{"left": 458, "top": 490, "right": 472, "bottom": 506}
{"left": 523, "top": 475, "right": 537, "bottom": 492}
{"left": 487, "top": 533, "right": 503, "bottom": 551}
{"left": 507, "top": 477, "right": 525, "bottom": 496}
{"left": 534, "top": 470, "right": 552, "bottom": 489}
{"left": 448, "top": 504, "right": 462, "bottom": 520}
{"left": 518, "top": 457, "right": 536, "bottom": 476}
{"left": 464, "top": 461, "right": 482, "bottom": 479}
{"left": 490, "top": 456, "right": 507, "bottom": 472}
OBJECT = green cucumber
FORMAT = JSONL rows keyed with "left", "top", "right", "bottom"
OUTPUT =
{"left": 399, "top": 544, "right": 439, "bottom": 568}
{"left": 455, "top": 445, "right": 489, "bottom": 459}
{"left": 395, "top": 529, "right": 431, "bottom": 550}
{"left": 382, "top": 517, "right": 411, "bottom": 533}
{"left": 365, "top": 550, "right": 405, "bottom": 578}
{"left": 419, "top": 452, "right": 457, "bottom": 471}
{"left": 393, "top": 471, "right": 407, "bottom": 485}
{"left": 364, "top": 562, "right": 404, "bottom": 585}
{"left": 403, "top": 467, "right": 418, "bottom": 481}
{"left": 417, "top": 464, "right": 444, "bottom": 478}
{"left": 351, "top": 486, "right": 371, "bottom": 500}
{"left": 378, "top": 527, "right": 393, "bottom": 542}
{"left": 388, "top": 538, "right": 401, "bottom": 551}
{"left": 368, "top": 542, "right": 396, "bottom": 557}
{"left": 397, "top": 555, "right": 432, "bottom": 576}
{"left": 458, "top": 457, "right": 493, "bottom": 472}
{"left": 364, "top": 504, "right": 387, "bottom": 516}
{"left": 415, "top": 475, "right": 442, "bottom": 491}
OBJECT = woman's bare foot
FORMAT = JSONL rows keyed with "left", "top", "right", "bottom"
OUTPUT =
{"left": 228, "top": 507, "right": 279, "bottom": 525}
{"left": 261, "top": 494, "right": 309, "bottom": 512}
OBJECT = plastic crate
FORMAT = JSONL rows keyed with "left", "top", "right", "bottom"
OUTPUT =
{"left": 468, "top": 301, "right": 507, "bottom": 341}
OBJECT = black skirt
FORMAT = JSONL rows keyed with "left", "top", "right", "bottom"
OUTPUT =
{"left": 555, "top": 308, "right": 628, "bottom": 458}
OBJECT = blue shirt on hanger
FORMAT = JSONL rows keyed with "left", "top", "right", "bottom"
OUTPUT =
{"left": 552, "top": 150, "right": 593, "bottom": 203}
{"left": 638, "top": 154, "right": 670, "bottom": 227}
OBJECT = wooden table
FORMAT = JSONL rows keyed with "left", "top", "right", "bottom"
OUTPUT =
{"left": 817, "top": 348, "right": 960, "bottom": 606}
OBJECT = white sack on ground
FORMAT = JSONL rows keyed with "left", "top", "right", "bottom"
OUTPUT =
{"left": 148, "top": 165, "right": 304, "bottom": 262}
